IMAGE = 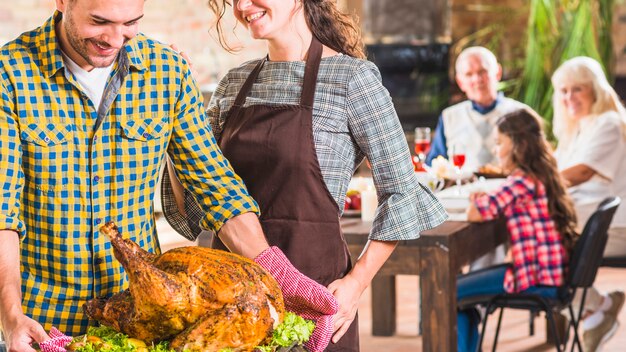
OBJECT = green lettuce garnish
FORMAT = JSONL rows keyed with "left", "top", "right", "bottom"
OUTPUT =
{"left": 255, "top": 312, "right": 315, "bottom": 352}
{"left": 69, "top": 326, "right": 179, "bottom": 352}
{"left": 70, "top": 312, "right": 313, "bottom": 352}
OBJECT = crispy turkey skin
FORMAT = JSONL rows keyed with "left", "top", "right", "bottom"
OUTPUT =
{"left": 84, "top": 222, "right": 285, "bottom": 351}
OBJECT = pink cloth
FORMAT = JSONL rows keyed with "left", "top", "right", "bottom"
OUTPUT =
{"left": 38, "top": 327, "right": 72, "bottom": 352}
{"left": 255, "top": 246, "right": 338, "bottom": 352}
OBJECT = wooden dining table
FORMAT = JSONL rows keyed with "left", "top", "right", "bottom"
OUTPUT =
{"left": 341, "top": 217, "right": 508, "bottom": 352}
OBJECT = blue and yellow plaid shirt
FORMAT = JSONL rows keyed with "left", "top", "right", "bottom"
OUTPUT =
{"left": 0, "top": 12, "right": 258, "bottom": 334}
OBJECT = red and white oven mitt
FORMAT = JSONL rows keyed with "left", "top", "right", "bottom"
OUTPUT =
{"left": 254, "top": 246, "right": 339, "bottom": 352}
{"left": 38, "top": 327, "right": 72, "bottom": 352}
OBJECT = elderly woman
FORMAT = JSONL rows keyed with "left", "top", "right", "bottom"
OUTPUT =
{"left": 552, "top": 56, "right": 626, "bottom": 352}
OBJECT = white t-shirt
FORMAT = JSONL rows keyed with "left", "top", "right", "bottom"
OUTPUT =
{"left": 555, "top": 111, "right": 626, "bottom": 229}
{"left": 61, "top": 52, "right": 113, "bottom": 110}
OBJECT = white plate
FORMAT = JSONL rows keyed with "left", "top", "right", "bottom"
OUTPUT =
{"left": 436, "top": 178, "right": 507, "bottom": 200}
{"left": 446, "top": 212, "right": 468, "bottom": 221}
{"left": 435, "top": 178, "right": 507, "bottom": 218}
{"left": 436, "top": 185, "right": 469, "bottom": 200}
{"left": 438, "top": 197, "right": 470, "bottom": 212}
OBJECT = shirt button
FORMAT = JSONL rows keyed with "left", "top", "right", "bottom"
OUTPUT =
{"left": 95, "top": 218, "right": 102, "bottom": 225}
{"left": 44, "top": 136, "right": 51, "bottom": 143}
{"left": 94, "top": 257, "right": 103, "bottom": 265}
{"left": 93, "top": 175, "right": 100, "bottom": 183}
{"left": 142, "top": 132, "right": 150, "bottom": 139}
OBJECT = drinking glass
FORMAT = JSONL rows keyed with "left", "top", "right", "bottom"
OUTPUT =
{"left": 413, "top": 127, "right": 431, "bottom": 171}
{"left": 450, "top": 144, "right": 466, "bottom": 193}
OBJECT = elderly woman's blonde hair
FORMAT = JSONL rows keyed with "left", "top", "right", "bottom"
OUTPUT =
{"left": 551, "top": 56, "right": 626, "bottom": 145}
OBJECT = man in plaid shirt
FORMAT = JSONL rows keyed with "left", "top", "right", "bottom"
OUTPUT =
{"left": 0, "top": 1, "right": 337, "bottom": 350}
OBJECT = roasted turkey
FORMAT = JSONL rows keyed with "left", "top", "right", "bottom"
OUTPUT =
{"left": 84, "top": 222, "right": 285, "bottom": 351}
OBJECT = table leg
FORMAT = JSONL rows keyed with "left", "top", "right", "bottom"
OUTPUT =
{"left": 420, "top": 245, "right": 457, "bottom": 352}
{"left": 371, "top": 275, "right": 396, "bottom": 336}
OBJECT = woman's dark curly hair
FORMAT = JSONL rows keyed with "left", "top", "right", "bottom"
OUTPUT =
{"left": 207, "top": 0, "right": 365, "bottom": 59}
{"left": 496, "top": 109, "right": 579, "bottom": 252}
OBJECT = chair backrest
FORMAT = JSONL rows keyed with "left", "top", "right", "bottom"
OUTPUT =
{"left": 567, "top": 196, "right": 621, "bottom": 288}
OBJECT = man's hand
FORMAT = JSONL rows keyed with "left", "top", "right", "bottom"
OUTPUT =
{"left": 3, "top": 313, "right": 49, "bottom": 352}
{"left": 254, "top": 246, "right": 338, "bottom": 352}
{"left": 0, "top": 230, "right": 48, "bottom": 351}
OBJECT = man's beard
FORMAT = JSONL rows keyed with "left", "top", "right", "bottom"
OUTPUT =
{"left": 64, "top": 17, "right": 119, "bottom": 68}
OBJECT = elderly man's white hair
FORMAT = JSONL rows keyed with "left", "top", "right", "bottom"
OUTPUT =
{"left": 455, "top": 46, "right": 499, "bottom": 75}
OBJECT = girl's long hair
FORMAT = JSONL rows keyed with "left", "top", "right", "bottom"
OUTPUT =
{"left": 497, "top": 109, "right": 579, "bottom": 252}
{"left": 207, "top": 0, "right": 366, "bottom": 59}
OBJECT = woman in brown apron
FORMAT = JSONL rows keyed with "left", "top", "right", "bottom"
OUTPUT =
{"left": 163, "top": 0, "right": 447, "bottom": 350}
{"left": 216, "top": 36, "right": 363, "bottom": 350}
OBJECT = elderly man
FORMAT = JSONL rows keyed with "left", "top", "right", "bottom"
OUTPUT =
{"left": 427, "top": 46, "right": 529, "bottom": 270}
{"left": 0, "top": 0, "right": 336, "bottom": 351}
{"left": 426, "top": 46, "right": 528, "bottom": 172}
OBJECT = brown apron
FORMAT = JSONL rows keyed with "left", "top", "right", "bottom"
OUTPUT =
{"left": 215, "top": 37, "right": 359, "bottom": 351}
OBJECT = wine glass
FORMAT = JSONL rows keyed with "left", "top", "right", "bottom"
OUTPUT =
{"left": 413, "top": 127, "right": 431, "bottom": 171}
{"left": 450, "top": 144, "right": 466, "bottom": 193}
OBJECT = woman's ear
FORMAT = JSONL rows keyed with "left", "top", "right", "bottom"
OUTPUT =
{"left": 55, "top": 0, "right": 67, "bottom": 12}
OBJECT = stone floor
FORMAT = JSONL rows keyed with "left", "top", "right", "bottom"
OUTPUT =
{"left": 157, "top": 216, "right": 626, "bottom": 352}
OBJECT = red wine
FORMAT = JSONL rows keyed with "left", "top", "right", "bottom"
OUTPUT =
{"left": 452, "top": 154, "right": 466, "bottom": 168}
{"left": 414, "top": 140, "right": 431, "bottom": 155}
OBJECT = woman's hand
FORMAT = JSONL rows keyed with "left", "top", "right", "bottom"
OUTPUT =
{"left": 326, "top": 240, "right": 397, "bottom": 344}
{"left": 328, "top": 240, "right": 398, "bottom": 343}
{"left": 327, "top": 273, "right": 365, "bottom": 343}
{"left": 169, "top": 44, "right": 197, "bottom": 77}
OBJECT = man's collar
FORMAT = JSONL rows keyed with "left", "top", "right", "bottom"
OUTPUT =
{"left": 38, "top": 11, "right": 65, "bottom": 78}
{"left": 471, "top": 92, "right": 503, "bottom": 115}
{"left": 38, "top": 11, "right": 146, "bottom": 78}
{"left": 123, "top": 36, "right": 148, "bottom": 72}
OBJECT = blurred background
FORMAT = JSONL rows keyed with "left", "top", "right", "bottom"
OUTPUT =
{"left": 3, "top": 0, "right": 626, "bottom": 133}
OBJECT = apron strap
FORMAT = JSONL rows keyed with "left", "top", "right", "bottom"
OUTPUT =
{"left": 230, "top": 57, "right": 267, "bottom": 116}
{"left": 230, "top": 36, "right": 322, "bottom": 114}
{"left": 300, "top": 36, "right": 323, "bottom": 108}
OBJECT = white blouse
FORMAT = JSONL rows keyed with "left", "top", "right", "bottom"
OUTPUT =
{"left": 555, "top": 111, "right": 626, "bottom": 228}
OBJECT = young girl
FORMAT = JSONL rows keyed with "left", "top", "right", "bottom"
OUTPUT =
{"left": 458, "top": 108, "right": 579, "bottom": 351}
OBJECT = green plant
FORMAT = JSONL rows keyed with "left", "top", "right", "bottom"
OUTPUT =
{"left": 454, "top": 0, "right": 619, "bottom": 141}
{"left": 513, "top": 0, "right": 617, "bottom": 139}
